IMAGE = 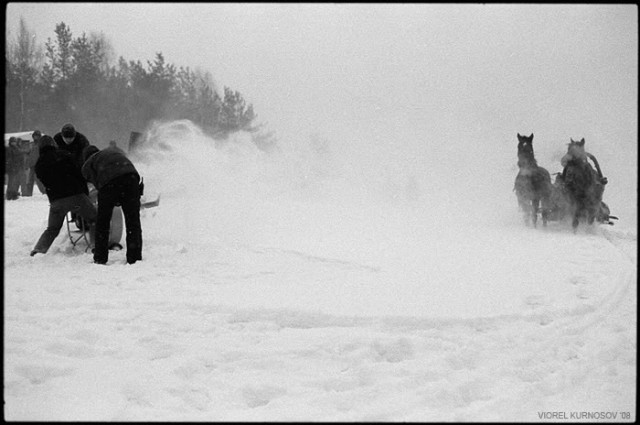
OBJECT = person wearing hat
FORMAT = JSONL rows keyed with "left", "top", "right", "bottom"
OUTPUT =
{"left": 30, "top": 135, "right": 97, "bottom": 256}
{"left": 82, "top": 144, "right": 143, "bottom": 265}
{"left": 5, "top": 137, "right": 25, "bottom": 200}
{"left": 16, "top": 137, "right": 33, "bottom": 196}
{"left": 53, "top": 123, "right": 91, "bottom": 172}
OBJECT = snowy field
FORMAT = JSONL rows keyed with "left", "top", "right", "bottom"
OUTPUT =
{"left": 4, "top": 122, "right": 637, "bottom": 421}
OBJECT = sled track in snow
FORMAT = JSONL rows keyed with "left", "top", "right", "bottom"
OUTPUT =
{"left": 257, "top": 247, "right": 382, "bottom": 273}
{"left": 529, "top": 227, "right": 635, "bottom": 339}
{"left": 228, "top": 227, "right": 636, "bottom": 337}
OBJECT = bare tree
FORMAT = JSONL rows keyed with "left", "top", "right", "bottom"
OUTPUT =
{"left": 7, "top": 17, "right": 43, "bottom": 130}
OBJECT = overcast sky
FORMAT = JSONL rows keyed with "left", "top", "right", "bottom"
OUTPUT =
{"left": 5, "top": 3, "right": 638, "bottom": 164}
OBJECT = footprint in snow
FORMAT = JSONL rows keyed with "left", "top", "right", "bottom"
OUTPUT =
{"left": 576, "top": 290, "right": 590, "bottom": 300}
{"left": 165, "top": 386, "right": 212, "bottom": 411}
{"left": 371, "top": 338, "right": 414, "bottom": 363}
{"left": 15, "top": 364, "right": 75, "bottom": 384}
{"left": 242, "top": 385, "right": 287, "bottom": 408}
{"left": 44, "top": 341, "right": 98, "bottom": 359}
{"left": 524, "top": 295, "right": 545, "bottom": 308}
{"left": 66, "top": 329, "right": 101, "bottom": 345}
{"left": 569, "top": 275, "right": 589, "bottom": 285}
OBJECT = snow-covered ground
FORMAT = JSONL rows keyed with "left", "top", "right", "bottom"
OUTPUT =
{"left": 4, "top": 122, "right": 637, "bottom": 421}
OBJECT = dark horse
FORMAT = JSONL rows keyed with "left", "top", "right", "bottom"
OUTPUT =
{"left": 560, "top": 138, "right": 603, "bottom": 232}
{"left": 514, "top": 133, "right": 552, "bottom": 227}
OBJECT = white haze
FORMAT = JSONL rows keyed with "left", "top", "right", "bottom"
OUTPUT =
{"left": 124, "top": 118, "right": 636, "bottom": 319}
{"left": 4, "top": 118, "right": 637, "bottom": 421}
{"left": 133, "top": 115, "right": 637, "bottom": 246}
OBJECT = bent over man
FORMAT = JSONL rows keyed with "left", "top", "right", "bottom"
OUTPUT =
{"left": 82, "top": 144, "right": 143, "bottom": 265}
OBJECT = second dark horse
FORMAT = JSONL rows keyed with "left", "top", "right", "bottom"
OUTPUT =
{"left": 559, "top": 138, "right": 605, "bottom": 232}
{"left": 514, "top": 133, "right": 552, "bottom": 228}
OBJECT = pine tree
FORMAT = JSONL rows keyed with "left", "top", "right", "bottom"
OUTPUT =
{"left": 5, "top": 18, "right": 266, "bottom": 149}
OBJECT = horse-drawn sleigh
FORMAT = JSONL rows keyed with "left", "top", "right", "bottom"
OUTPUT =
{"left": 514, "top": 133, "right": 617, "bottom": 232}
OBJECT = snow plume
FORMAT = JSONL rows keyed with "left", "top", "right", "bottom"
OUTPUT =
{"left": 131, "top": 119, "right": 638, "bottom": 258}
{"left": 126, "top": 120, "right": 526, "bottom": 271}
{"left": 134, "top": 119, "right": 513, "bottom": 209}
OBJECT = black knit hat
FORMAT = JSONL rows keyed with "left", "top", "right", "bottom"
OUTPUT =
{"left": 40, "top": 135, "right": 55, "bottom": 146}
{"left": 61, "top": 123, "right": 76, "bottom": 138}
{"left": 32, "top": 130, "right": 42, "bottom": 138}
{"left": 82, "top": 145, "right": 100, "bottom": 163}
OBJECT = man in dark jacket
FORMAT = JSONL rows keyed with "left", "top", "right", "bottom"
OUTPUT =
{"left": 53, "top": 123, "right": 91, "bottom": 172}
{"left": 31, "top": 136, "right": 97, "bottom": 256}
{"left": 5, "top": 137, "right": 24, "bottom": 200}
{"left": 82, "top": 144, "right": 142, "bottom": 265}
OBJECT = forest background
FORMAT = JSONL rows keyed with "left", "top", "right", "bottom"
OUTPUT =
{"left": 5, "top": 18, "right": 269, "bottom": 150}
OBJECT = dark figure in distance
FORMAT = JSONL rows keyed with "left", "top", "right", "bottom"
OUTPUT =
{"left": 5, "top": 137, "right": 27, "bottom": 200}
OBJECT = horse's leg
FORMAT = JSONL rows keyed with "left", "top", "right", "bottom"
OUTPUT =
{"left": 572, "top": 202, "right": 580, "bottom": 233}
{"left": 517, "top": 196, "right": 530, "bottom": 226}
{"left": 531, "top": 199, "right": 539, "bottom": 228}
{"left": 544, "top": 196, "right": 551, "bottom": 227}
{"left": 539, "top": 197, "right": 549, "bottom": 227}
{"left": 573, "top": 199, "right": 586, "bottom": 233}
{"left": 587, "top": 203, "right": 597, "bottom": 225}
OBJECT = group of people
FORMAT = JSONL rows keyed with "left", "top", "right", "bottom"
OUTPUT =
{"left": 25, "top": 123, "right": 144, "bottom": 265}
{"left": 5, "top": 131, "right": 46, "bottom": 200}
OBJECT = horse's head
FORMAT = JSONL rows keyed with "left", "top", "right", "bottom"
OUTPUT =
{"left": 517, "top": 133, "right": 536, "bottom": 166}
{"left": 566, "top": 138, "right": 587, "bottom": 161}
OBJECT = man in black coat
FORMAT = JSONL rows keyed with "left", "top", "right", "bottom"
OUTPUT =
{"left": 82, "top": 144, "right": 143, "bottom": 265}
{"left": 53, "top": 123, "right": 91, "bottom": 172}
{"left": 31, "top": 136, "right": 97, "bottom": 256}
{"left": 5, "top": 137, "right": 25, "bottom": 200}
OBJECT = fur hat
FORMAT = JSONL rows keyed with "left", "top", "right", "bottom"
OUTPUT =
{"left": 32, "top": 130, "right": 42, "bottom": 139}
{"left": 38, "top": 134, "right": 57, "bottom": 148}
{"left": 83, "top": 145, "right": 100, "bottom": 163}
{"left": 38, "top": 135, "right": 56, "bottom": 154}
{"left": 61, "top": 123, "right": 76, "bottom": 138}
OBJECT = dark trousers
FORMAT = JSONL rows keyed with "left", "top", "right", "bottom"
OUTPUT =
{"left": 25, "top": 167, "right": 46, "bottom": 196}
{"left": 95, "top": 173, "right": 142, "bottom": 264}
{"left": 5, "top": 170, "right": 23, "bottom": 200}
{"left": 33, "top": 194, "right": 97, "bottom": 253}
{"left": 19, "top": 169, "right": 30, "bottom": 196}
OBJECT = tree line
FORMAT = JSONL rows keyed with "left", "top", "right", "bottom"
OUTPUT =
{"left": 5, "top": 18, "right": 276, "bottom": 151}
